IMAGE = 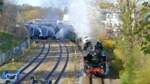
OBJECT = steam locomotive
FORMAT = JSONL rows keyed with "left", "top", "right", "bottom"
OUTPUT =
{"left": 83, "top": 40, "right": 109, "bottom": 77}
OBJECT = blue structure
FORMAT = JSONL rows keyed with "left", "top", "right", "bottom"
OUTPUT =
{"left": 25, "top": 19, "right": 77, "bottom": 41}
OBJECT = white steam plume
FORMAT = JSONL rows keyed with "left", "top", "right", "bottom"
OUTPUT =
{"left": 67, "top": 0, "right": 91, "bottom": 38}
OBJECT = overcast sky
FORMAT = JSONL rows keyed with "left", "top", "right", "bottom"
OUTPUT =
{"left": 8, "top": 0, "right": 119, "bottom": 8}
{"left": 8, "top": 0, "right": 69, "bottom": 9}
{"left": 9, "top": 0, "right": 150, "bottom": 10}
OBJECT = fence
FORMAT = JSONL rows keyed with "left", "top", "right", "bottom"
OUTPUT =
{"left": 0, "top": 39, "right": 31, "bottom": 65}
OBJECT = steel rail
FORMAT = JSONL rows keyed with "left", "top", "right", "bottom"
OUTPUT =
{"left": 14, "top": 42, "right": 50, "bottom": 84}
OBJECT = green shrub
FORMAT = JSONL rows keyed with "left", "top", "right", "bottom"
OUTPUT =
{"left": 0, "top": 32, "right": 21, "bottom": 52}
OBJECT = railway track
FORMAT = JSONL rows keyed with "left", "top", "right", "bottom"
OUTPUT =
{"left": 44, "top": 42, "right": 62, "bottom": 82}
{"left": 8, "top": 40, "right": 71, "bottom": 84}
{"left": 18, "top": 43, "right": 45, "bottom": 74}
{"left": 43, "top": 43, "right": 70, "bottom": 84}
{"left": 89, "top": 75, "right": 105, "bottom": 84}
{"left": 54, "top": 46, "right": 69, "bottom": 84}
{"left": 14, "top": 41, "right": 51, "bottom": 84}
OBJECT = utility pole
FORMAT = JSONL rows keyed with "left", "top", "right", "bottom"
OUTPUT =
{"left": 0, "top": 0, "right": 3, "bottom": 14}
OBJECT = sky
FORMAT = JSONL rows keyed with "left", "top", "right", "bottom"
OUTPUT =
{"left": 9, "top": 0, "right": 150, "bottom": 8}
{"left": 8, "top": 0, "right": 118, "bottom": 8}
{"left": 8, "top": 0, "right": 69, "bottom": 9}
